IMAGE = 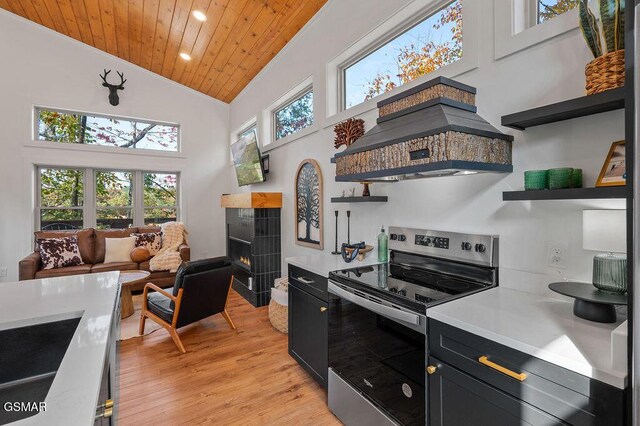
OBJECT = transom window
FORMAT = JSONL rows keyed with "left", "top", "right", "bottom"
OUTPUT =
{"left": 36, "top": 107, "right": 179, "bottom": 152}
{"left": 342, "top": 0, "right": 462, "bottom": 109}
{"left": 238, "top": 124, "right": 257, "bottom": 141}
{"left": 274, "top": 88, "right": 313, "bottom": 141}
{"left": 37, "top": 167, "right": 179, "bottom": 230}
{"left": 535, "top": 0, "right": 578, "bottom": 24}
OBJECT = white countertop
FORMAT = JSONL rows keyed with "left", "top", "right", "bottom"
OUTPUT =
{"left": 427, "top": 286, "right": 627, "bottom": 389}
{"left": 286, "top": 251, "right": 384, "bottom": 277}
{"left": 0, "top": 272, "right": 120, "bottom": 425}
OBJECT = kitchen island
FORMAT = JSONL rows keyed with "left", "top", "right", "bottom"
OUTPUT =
{"left": 0, "top": 272, "right": 120, "bottom": 425}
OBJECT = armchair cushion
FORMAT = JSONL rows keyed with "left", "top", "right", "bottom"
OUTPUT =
{"left": 147, "top": 292, "right": 174, "bottom": 323}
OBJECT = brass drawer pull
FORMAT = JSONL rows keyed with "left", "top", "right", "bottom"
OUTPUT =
{"left": 426, "top": 365, "right": 437, "bottom": 375}
{"left": 320, "top": 306, "right": 328, "bottom": 312}
{"left": 96, "top": 400, "right": 114, "bottom": 419}
{"left": 478, "top": 356, "right": 527, "bottom": 382}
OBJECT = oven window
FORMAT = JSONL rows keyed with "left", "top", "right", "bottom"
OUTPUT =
{"left": 328, "top": 296, "right": 425, "bottom": 426}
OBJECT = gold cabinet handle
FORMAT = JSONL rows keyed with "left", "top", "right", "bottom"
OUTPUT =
{"left": 426, "top": 365, "right": 437, "bottom": 375}
{"left": 105, "top": 399, "right": 114, "bottom": 409}
{"left": 478, "top": 356, "right": 527, "bottom": 382}
{"left": 320, "top": 307, "right": 328, "bottom": 312}
{"left": 96, "top": 400, "right": 114, "bottom": 419}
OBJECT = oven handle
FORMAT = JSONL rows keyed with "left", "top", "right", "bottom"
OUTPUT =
{"left": 328, "top": 282, "right": 420, "bottom": 325}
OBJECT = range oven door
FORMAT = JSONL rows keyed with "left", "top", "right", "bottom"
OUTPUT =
{"left": 328, "top": 281, "right": 426, "bottom": 426}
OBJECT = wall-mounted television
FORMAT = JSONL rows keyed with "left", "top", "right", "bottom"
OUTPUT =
{"left": 231, "top": 130, "right": 266, "bottom": 187}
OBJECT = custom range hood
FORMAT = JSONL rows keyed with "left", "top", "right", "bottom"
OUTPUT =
{"left": 333, "top": 77, "right": 514, "bottom": 182}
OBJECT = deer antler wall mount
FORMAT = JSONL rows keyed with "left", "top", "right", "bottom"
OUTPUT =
{"left": 100, "top": 69, "right": 127, "bottom": 106}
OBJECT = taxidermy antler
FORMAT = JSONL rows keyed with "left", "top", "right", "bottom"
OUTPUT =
{"left": 334, "top": 118, "right": 365, "bottom": 149}
{"left": 100, "top": 69, "right": 127, "bottom": 106}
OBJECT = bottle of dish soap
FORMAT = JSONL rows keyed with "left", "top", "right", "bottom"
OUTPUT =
{"left": 377, "top": 226, "right": 388, "bottom": 262}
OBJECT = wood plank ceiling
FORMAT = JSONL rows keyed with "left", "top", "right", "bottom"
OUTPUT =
{"left": 0, "top": 0, "right": 327, "bottom": 103}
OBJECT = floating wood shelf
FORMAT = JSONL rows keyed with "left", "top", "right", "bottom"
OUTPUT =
{"left": 220, "top": 192, "right": 282, "bottom": 208}
{"left": 503, "top": 187, "right": 626, "bottom": 201}
{"left": 331, "top": 196, "right": 388, "bottom": 203}
{"left": 501, "top": 88, "right": 625, "bottom": 130}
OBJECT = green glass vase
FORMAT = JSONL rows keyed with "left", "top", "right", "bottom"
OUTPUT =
{"left": 592, "top": 253, "right": 627, "bottom": 293}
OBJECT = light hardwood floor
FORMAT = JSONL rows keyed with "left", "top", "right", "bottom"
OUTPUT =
{"left": 118, "top": 290, "right": 340, "bottom": 425}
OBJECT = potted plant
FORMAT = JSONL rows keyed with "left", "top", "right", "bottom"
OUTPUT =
{"left": 579, "top": 0, "right": 625, "bottom": 94}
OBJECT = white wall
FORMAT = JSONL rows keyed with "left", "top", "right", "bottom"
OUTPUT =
{"left": 228, "top": 0, "right": 625, "bottom": 292}
{"left": 0, "top": 10, "right": 230, "bottom": 282}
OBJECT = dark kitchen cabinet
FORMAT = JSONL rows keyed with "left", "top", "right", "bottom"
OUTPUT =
{"left": 288, "top": 265, "right": 328, "bottom": 389}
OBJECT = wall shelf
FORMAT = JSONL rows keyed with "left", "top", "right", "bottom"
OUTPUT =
{"left": 503, "top": 187, "right": 626, "bottom": 201}
{"left": 331, "top": 196, "right": 388, "bottom": 203}
{"left": 501, "top": 88, "right": 625, "bottom": 130}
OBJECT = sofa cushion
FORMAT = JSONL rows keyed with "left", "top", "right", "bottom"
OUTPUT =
{"left": 35, "top": 264, "right": 92, "bottom": 279}
{"left": 136, "top": 226, "right": 161, "bottom": 234}
{"left": 104, "top": 237, "right": 136, "bottom": 263}
{"left": 147, "top": 292, "right": 174, "bottom": 323}
{"left": 35, "top": 228, "right": 95, "bottom": 264}
{"left": 95, "top": 229, "right": 138, "bottom": 263}
{"left": 91, "top": 262, "right": 138, "bottom": 273}
{"left": 132, "top": 232, "right": 162, "bottom": 255}
{"left": 38, "top": 236, "right": 84, "bottom": 270}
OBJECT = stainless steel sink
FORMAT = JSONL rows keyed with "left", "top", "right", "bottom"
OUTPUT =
{"left": 0, "top": 317, "right": 80, "bottom": 425}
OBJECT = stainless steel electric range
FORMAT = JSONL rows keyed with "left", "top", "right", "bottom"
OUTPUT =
{"left": 327, "top": 227, "right": 499, "bottom": 426}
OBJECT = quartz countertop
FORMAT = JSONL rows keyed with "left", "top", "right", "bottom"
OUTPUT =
{"left": 427, "top": 286, "right": 627, "bottom": 389}
{"left": 0, "top": 272, "right": 120, "bottom": 425}
{"left": 286, "top": 251, "right": 384, "bottom": 277}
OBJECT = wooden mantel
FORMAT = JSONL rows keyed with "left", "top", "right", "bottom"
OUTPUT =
{"left": 220, "top": 192, "right": 282, "bottom": 209}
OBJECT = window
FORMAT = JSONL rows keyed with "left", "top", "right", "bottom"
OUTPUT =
{"left": 238, "top": 124, "right": 257, "bottom": 141}
{"left": 143, "top": 173, "right": 178, "bottom": 226}
{"left": 274, "top": 89, "right": 314, "bottom": 141}
{"left": 342, "top": 0, "right": 462, "bottom": 109}
{"left": 38, "top": 168, "right": 85, "bottom": 230}
{"left": 36, "top": 108, "right": 179, "bottom": 152}
{"left": 535, "top": 0, "right": 578, "bottom": 25}
{"left": 36, "top": 167, "right": 179, "bottom": 230}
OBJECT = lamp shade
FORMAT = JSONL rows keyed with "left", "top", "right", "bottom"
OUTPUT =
{"left": 583, "top": 210, "right": 626, "bottom": 253}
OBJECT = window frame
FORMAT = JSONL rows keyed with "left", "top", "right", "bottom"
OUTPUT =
{"left": 35, "top": 166, "right": 180, "bottom": 231}
{"left": 94, "top": 170, "right": 136, "bottom": 230}
{"left": 326, "top": 0, "right": 478, "bottom": 121}
{"left": 338, "top": 0, "right": 463, "bottom": 112}
{"left": 33, "top": 106, "right": 182, "bottom": 154}
{"left": 272, "top": 86, "right": 314, "bottom": 142}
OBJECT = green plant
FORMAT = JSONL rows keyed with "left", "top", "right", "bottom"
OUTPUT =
{"left": 579, "top": 0, "right": 625, "bottom": 58}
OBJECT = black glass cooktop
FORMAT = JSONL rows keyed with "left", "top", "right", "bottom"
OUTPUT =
{"left": 329, "top": 251, "right": 495, "bottom": 313}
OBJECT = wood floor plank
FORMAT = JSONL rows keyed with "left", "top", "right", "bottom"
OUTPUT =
{"left": 118, "top": 290, "right": 339, "bottom": 425}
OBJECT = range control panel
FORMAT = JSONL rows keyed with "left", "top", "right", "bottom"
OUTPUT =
{"left": 415, "top": 235, "right": 449, "bottom": 249}
{"left": 388, "top": 226, "right": 498, "bottom": 268}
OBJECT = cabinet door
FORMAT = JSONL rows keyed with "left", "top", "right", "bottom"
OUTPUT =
{"left": 428, "top": 358, "right": 566, "bottom": 426}
{"left": 288, "top": 284, "right": 328, "bottom": 388}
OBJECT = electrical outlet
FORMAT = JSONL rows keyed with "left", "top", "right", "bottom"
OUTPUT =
{"left": 0, "top": 267, "right": 6, "bottom": 277}
{"left": 546, "top": 242, "right": 568, "bottom": 269}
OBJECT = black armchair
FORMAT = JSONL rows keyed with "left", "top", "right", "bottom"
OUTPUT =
{"left": 139, "top": 257, "right": 236, "bottom": 353}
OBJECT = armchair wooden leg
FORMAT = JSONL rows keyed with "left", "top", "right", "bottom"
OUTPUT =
{"left": 138, "top": 312, "right": 147, "bottom": 335}
{"left": 221, "top": 309, "right": 236, "bottom": 330}
{"left": 168, "top": 327, "right": 186, "bottom": 353}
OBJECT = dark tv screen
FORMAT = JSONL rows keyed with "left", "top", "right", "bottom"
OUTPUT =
{"left": 231, "top": 130, "right": 266, "bottom": 186}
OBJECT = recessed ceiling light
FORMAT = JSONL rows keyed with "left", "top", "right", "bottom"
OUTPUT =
{"left": 192, "top": 10, "right": 207, "bottom": 21}
{"left": 179, "top": 52, "right": 192, "bottom": 61}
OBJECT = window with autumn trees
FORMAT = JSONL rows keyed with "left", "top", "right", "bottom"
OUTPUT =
{"left": 536, "top": 0, "right": 579, "bottom": 25}
{"left": 37, "top": 167, "right": 179, "bottom": 230}
{"left": 342, "top": 0, "right": 462, "bottom": 109}
{"left": 36, "top": 108, "right": 179, "bottom": 152}
{"left": 274, "top": 88, "right": 314, "bottom": 141}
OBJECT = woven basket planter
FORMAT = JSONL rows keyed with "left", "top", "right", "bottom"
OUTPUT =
{"left": 585, "top": 49, "right": 625, "bottom": 95}
{"left": 268, "top": 299, "right": 288, "bottom": 334}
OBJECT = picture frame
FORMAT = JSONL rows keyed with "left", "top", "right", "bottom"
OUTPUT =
{"left": 596, "top": 141, "right": 626, "bottom": 187}
{"left": 295, "top": 159, "right": 323, "bottom": 249}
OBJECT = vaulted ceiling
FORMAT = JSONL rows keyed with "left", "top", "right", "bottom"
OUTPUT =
{"left": 0, "top": 0, "right": 327, "bottom": 103}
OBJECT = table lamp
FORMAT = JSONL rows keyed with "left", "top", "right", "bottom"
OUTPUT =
{"left": 583, "top": 210, "right": 627, "bottom": 293}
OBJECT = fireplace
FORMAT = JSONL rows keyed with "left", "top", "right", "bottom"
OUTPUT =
{"left": 222, "top": 193, "right": 282, "bottom": 307}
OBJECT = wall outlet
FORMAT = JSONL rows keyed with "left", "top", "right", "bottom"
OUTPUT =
{"left": 546, "top": 242, "right": 568, "bottom": 269}
{"left": 0, "top": 267, "right": 6, "bottom": 277}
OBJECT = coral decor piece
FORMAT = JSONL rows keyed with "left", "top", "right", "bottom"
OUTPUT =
{"left": 334, "top": 118, "right": 365, "bottom": 149}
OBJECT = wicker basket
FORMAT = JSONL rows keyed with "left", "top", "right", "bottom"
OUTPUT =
{"left": 585, "top": 50, "right": 625, "bottom": 95}
{"left": 269, "top": 285, "right": 288, "bottom": 334}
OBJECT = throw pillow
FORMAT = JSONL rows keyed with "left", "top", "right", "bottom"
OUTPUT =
{"left": 130, "top": 247, "right": 151, "bottom": 263}
{"left": 38, "top": 236, "right": 84, "bottom": 270}
{"left": 132, "top": 232, "right": 162, "bottom": 256}
{"left": 104, "top": 237, "right": 137, "bottom": 263}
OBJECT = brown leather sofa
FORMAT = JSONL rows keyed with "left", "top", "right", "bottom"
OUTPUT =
{"left": 19, "top": 227, "right": 190, "bottom": 291}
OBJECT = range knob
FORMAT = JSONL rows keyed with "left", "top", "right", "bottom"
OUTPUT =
{"left": 475, "top": 244, "right": 486, "bottom": 253}
{"left": 390, "top": 233, "right": 398, "bottom": 240}
{"left": 461, "top": 242, "right": 472, "bottom": 251}
{"left": 397, "top": 289, "right": 407, "bottom": 296}
{"left": 398, "top": 234, "right": 407, "bottom": 242}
